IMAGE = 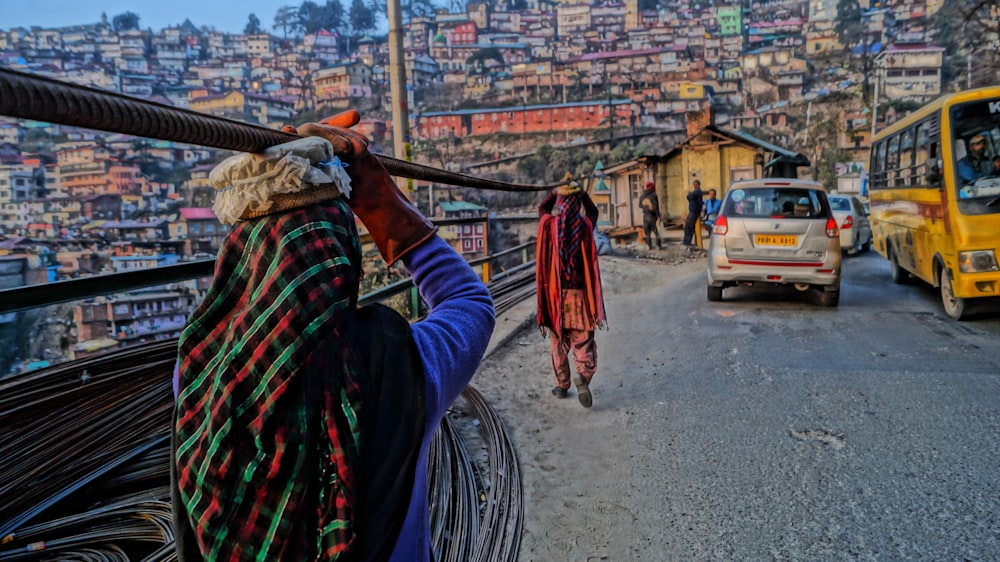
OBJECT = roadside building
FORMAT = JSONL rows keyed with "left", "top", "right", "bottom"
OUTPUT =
{"left": 599, "top": 109, "right": 809, "bottom": 229}
{"left": 437, "top": 201, "right": 487, "bottom": 258}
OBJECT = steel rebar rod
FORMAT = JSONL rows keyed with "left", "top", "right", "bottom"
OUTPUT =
{"left": 0, "top": 67, "right": 560, "bottom": 192}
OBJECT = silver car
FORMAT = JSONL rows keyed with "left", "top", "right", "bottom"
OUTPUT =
{"left": 706, "top": 179, "right": 842, "bottom": 306}
{"left": 828, "top": 194, "right": 872, "bottom": 255}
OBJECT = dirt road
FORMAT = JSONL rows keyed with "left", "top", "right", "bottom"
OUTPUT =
{"left": 472, "top": 251, "right": 704, "bottom": 561}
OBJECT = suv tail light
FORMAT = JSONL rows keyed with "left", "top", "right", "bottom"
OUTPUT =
{"left": 714, "top": 214, "right": 728, "bottom": 235}
{"left": 826, "top": 217, "right": 839, "bottom": 238}
{"left": 840, "top": 215, "right": 854, "bottom": 229}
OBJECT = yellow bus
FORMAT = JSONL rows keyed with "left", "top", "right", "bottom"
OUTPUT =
{"left": 869, "top": 87, "right": 1000, "bottom": 320}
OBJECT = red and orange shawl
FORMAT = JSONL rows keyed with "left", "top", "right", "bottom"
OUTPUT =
{"left": 536, "top": 187, "right": 607, "bottom": 337}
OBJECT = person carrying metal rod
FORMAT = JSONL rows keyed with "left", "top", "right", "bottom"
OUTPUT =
{"left": 536, "top": 172, "right": 607, "bottom": 408}
{"left": 171, "top": 109, "right": 495, "bottom": 561}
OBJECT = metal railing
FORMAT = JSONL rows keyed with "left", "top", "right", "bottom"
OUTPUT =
{"left": 0, "top": 221, "right": 533, "bottom": 317}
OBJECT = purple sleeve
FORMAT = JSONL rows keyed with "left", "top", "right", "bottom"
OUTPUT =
{"left": 404, "top": 236, "right": 496, "bottom": 415}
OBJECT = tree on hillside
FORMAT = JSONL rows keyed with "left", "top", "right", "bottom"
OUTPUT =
{"left": 833, "top": 0, "right": 862, "bottom": 51}
{"left": 244, "top": 13, "right": 263, "bottom": 34}
{"left": 466, "top": 47, "right": 504, "bottom": 69}
{"left": 934, "top": 1, "right": 1000, "bottom": 89}
{"left": 296, "top": 0, "right": 346, "bottom": 35}
{"left": 403, "top": 0, "right": 437, "bottom": 21}
{"left": 273, "top": 5, "right": 298, "bottom": 37}
{"left": 112, "top": 11, "right": 141, "bottom": 31}
{"left": 834, "top": 0, "right": 871, "bottom": 104}
{"left": 349, "top": 0, "right": 376, "bottom": 36}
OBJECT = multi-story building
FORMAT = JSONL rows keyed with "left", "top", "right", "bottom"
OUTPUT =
{"left": 107, "top": 240, "right": 180, "bottom": 272}
{"left": 107, "top": 289, "right": 193, "bottom": 344}
{"left": 416, "top": 99, "right": 635, "bottom": 139}
{"left": 0, "top": 162, "right": 43, "bottom": 233}
{"left": 557, "top": 3, "right": 591, "bottom": 39}
{"left": 312, "top": 61, "right": 373, "bottom": 106}
{"left": 75, "top": 285, "right": 197, "bottom": 347}
{"left": 405, "top": 52, "right": 442, "bottom": 87}
{"left": 437, "top": 201, "right": 488, "bottom": 258}
{"left": 874, "top": 44, "right": 944, "bottom": 102}
{"left": 80, "top": 194, "right": 122, "bottom": 221}
{"left": 838, "top": 110, "right": 872, "bottom": 150}
{"left": 176, "top": 207, "right": 228, "bottom": 255}
{"left": 246, "top": 33, "right": 274, "bottom": 57}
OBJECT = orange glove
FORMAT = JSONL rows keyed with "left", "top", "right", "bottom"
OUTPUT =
{"left": 284, "top": 111, "right": 437, "bottom": 265}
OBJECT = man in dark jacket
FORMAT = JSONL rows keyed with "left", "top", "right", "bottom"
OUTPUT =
{"left": 683, "top": 179, "right": 703, "bottom": 246}
{"left": 638, "top": 181, "right": 662, "bottom": 250}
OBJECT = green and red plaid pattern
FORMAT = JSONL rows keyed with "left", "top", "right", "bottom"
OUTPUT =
{"left": 175, "top": 199, "right": 364, "bottom": 561}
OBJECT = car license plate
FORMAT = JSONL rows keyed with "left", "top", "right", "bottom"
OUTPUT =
{"left": 755, "top": 234, "right": 797, "bottom": 247}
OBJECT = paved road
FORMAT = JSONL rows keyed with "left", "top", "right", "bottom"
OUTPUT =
{"left": 474, "top": 249, "right": 1000, "bottom": 561}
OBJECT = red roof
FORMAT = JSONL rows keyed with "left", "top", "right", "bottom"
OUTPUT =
{"left": 179, "top": 207, "right": 218, "bottom": 220}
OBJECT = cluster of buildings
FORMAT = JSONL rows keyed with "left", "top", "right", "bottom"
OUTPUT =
{"left": 0, "top": 0, "right": 948, "bottom": 137}
{"left": 0, "top": 0, "right": 955, "bottom": 371}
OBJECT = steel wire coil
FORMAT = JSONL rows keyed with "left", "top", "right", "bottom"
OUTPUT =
{"left": 0, "top": 281, "right": 534, "bottom": 560}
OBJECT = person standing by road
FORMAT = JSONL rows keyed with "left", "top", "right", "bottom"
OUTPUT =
{"left": 536, "top": 172, "right": 607, "bottom": 408}
{"left": 171, "top": 110, "right": 495, "bottom": 562}
{"left": 683, "top": 179, "right": 704, "bottom": 247}
{"left": 638, "top": 180, "right": 662, "bottom": 250}
{"left": 702, "top": 188, "right": 721, "bottom": 232}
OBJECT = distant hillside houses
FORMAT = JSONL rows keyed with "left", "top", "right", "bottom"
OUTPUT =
{"left": 0, "top": 0, "right": 954, "bottom": 244}
{"left": 0, "top": 0, "right": 946, "bottom": 132}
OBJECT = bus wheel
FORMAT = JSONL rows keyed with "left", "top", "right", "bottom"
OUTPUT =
{"left": 940, "top": 271, "right": 970, "bottom": 321}
{"left": 889, "top": 245, "right": 909, "bottom": 285}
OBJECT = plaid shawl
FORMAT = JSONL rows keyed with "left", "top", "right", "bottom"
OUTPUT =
{"left": 174, "top": 199, "right": 363, "bottom": 561}
{"left": 536, "top": 191, "right": 607, "bottom": 337}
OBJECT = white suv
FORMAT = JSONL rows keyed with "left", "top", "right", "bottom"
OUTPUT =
{"left": 706, "top": 179, "right": 842, "bottom": 306}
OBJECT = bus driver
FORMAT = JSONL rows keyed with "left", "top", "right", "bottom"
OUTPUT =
{"left": 957, "top": 134, "right": 993, "bottom": 186}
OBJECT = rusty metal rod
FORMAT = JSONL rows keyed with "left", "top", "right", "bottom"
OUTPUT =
{"left": 0, "top": 67, "right": 561, "bottom": 192}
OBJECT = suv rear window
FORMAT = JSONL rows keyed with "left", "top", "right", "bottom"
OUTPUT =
{"left": 828, "top": 197, "right": 852, "bottom": 211}
{"left": 724, "top": 187, "right": 825, "bottom": 219}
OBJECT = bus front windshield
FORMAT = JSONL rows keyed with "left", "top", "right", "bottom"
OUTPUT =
{"left": 951, "top": 100, "right": 1000, "bottom": 214}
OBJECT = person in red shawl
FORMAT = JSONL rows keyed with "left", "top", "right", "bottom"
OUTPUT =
{"left": 536, "top": 172, "right": 607, "bottom": 408}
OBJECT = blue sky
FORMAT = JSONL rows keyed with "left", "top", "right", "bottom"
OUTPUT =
{"left": 2, "top": 1, "right": 349, "bottom": 34}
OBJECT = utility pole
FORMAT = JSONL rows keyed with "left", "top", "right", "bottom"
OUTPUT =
{"left": 871, "top": 73, "right": 879, "bottom": 140}
{"left": 605, "top": 66, "right": 614, "bottom": 142}
{"left": 386, "top": 0, "right": 411, "bottom": 193}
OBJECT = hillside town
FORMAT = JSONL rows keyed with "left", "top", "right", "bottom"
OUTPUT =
{"left": 0, "top": 0, "right": 974, "bottom": 373}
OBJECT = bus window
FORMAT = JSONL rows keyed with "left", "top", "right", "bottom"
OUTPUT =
{"left": 887, "top": 134, "right": 900, "bottom": 188}
{"left": 950, "top": 100, "right": 1000, "bottom": 204}
{"left": 915, "top": 122, "right": 929, "bottom": 182}
{"left": 872, "top": 141, "right": 887, "bottom": 189}
{"left": 915, "top": 119, "right": 943, "bottom": 185}
{"left": 899, "top": 128, "right": 915, "bottom": 186}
